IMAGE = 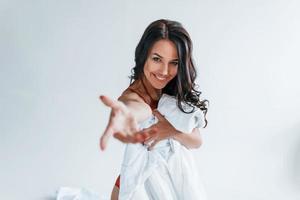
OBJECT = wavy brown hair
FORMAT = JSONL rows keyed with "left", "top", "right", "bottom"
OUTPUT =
{"left": 129, "top": 19, "right": 209, "bottom": 128}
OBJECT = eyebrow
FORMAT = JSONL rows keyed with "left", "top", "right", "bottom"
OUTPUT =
{"left": 153, "top": 53, "right": 178, "bottom": 61}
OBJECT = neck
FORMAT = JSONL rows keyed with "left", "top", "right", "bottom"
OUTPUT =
{"left": 141, "top": 76, "right": 161, "bottom": 101}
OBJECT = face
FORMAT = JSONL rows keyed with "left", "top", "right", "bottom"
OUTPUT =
{"left": 143, "top": 39, "right": 179, "bottom": 89}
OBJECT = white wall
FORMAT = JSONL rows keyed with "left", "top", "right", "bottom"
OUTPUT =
{"left": 1, "top": 0, "right": 300, "bottom": 199}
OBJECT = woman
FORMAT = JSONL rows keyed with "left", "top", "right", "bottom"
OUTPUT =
{"left": 99, "top": 19, "right": 209, "bottom": 200}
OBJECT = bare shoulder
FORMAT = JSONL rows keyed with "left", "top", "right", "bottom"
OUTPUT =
{"left": 117, "top": 80, "right": 151, "bottom": 113}
{"left": 117, "top": 87, "right": 152, "bottom": 122}
{"left": 117, "top": 88, "right": 145, "bottom": 104}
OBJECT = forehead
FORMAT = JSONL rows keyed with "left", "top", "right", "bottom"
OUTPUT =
{"left": 149, "top": 39, "right": 178, "bottom": 59}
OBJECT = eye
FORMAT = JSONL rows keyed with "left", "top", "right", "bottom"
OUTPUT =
{"left": 171, "top": 61, "right": 178, "bottom": 66}
{"left": 152, "top": 57, "right": 161, "bottom": 62}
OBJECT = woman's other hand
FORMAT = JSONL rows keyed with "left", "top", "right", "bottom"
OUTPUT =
{"left": 142, "top": 109, "right": 178, "bottom": 150}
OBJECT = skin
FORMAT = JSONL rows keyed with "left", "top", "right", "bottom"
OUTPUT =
{"left": 111, "top": 186, "right": 119, "bottom": 200}
{"left": 99, "top": 39, "right": 203, "bottom": 199}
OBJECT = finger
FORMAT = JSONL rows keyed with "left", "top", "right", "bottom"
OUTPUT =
{"left": 100, "top": 126, "right": 114, "bottom": 151}
{"left": 99, "top": 95, "right": 119, "bottom": 109}
{"left": 144, "top": 137, "right": 155, "bottom": 145}
{"left": 114, "top": 132, "right": 130, "bottom": 143}
{"left": 152, "top": 110, "right": 165, "bottom": 121}
{"left": 142, "top": 129, "right": 159, "bottom": 146}
{"left": 136, "top": 126, "right": 158, "bottom": 135}
{"left": 148, "top": 139, "right": 160, "bottom": 151}
{"left": 138, "top": 128, "right": 158, "bottom": 141}
{"left": 114, "top": 131, "right": 143, "bottom": 144}
{"left": 132, "top": 133, "right": 147, "bottom": 143}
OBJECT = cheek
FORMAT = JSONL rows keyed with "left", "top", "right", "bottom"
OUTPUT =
{"left": 144, "top": 61, "right": 154, "bottom": 72}
{"left": 170, "top": 67, "right": 178, "bottom": 77}
{"left": 146, "top": 59, "right": 163, "bottom": 71}
{"left": 143, "top": 62, "right": 152, "bottom": 75}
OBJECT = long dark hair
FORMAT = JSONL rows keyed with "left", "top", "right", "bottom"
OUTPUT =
{"left": 129, "top": 19, "right": 209, "bottom": 128}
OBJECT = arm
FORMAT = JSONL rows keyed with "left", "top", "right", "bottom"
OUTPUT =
{"left": 172, "top": 128, "right": 203, "bottom": 149}
{"left": 144, "top": 110, "right": 203, "bottom": 150}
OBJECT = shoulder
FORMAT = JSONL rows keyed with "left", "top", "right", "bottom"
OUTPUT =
{"left": 119, "top": 81, "right": 144, "bottom": 102}
{"left": 118, "top": 88, "right": 152, "bottom": 115}
{"left": 118, "top": 87, "right": 150, "bottom": 109}
{"left": 118, "top": 88, "right": 143, "bottom": 102}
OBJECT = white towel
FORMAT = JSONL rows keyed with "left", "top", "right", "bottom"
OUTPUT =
{"left": 119, "top": 93, "right": 207, "bottom": 200}
{"left": 55, "top": 93, "right": 207, "bottom": 200}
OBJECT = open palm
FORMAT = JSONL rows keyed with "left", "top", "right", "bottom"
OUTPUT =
{"left": 99, "top": 95, "right": 152, "bottom": 150}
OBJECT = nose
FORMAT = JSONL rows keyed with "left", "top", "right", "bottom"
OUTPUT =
{"left": 159, "top": 63, "right": 168, "bottom": 75}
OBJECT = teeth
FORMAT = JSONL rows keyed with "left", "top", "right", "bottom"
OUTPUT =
{"left": 154, "top": 74, "right": 167, "bottom": 80}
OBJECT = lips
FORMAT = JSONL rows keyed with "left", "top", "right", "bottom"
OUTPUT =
{"left": 153, "top": 73, "right": 167, "bottom": 81}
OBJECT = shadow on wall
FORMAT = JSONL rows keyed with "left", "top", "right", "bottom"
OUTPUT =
{"left": 42, "top": 195, "right": 55, "bottom": 200}
{"left": 289, "top": 123, "right": 300, "bottom": 188}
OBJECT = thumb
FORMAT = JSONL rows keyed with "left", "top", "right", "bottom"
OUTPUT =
{"left": 100, "top": 126, "right": 113, "bottom": 151}
{"left": 152, "top": 109, "right": 165, "bottom": 121}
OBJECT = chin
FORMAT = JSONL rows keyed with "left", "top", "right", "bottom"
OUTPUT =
{"left": 151, "top": 80, "right": 168, "bottom": 89}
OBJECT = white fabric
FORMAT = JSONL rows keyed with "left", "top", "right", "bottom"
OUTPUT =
{"left": 119, "top": 93, "right": 207, "bottom": 200}
{"left": 56, "top": 187, "right": 104, "bottom": 200}
{"left": 55, "top": 93, "right": 207, "bottom": 200}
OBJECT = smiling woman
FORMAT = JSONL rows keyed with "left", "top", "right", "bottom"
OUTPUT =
{"left": 98, "top": 19, "right": 210, "bottom": 200}
{"left": 143, "top": 40, "right": 179, "bottom": 89}
{"left": 56, "top": 18, "right": 209, "bottom": 200}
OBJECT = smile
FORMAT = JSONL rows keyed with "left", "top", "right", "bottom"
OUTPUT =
{"left": 153, "top": 73, "right": 167, "bottom": 81}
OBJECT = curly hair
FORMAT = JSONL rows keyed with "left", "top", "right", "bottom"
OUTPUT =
{"left": 129, "top": 19, "right": 209, "bottom": 128}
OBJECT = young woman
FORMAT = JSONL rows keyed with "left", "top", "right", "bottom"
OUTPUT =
{"left": 99, "top": 19, "right": 209, "bottom": 200}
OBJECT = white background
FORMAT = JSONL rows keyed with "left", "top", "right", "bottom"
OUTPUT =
{"left": 1, "top": 0, "right": 300, "bottom": 199}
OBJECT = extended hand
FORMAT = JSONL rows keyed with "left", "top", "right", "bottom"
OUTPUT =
{"left": 99, "top": 95, "right": 156, "bottom": 150}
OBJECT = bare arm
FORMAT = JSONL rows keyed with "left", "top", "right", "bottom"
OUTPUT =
{"left": 144, "top": 110, "right": 203, "bottom": 150}
{"left": 172, "top": 128, "right": 203, "bottom": 149}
